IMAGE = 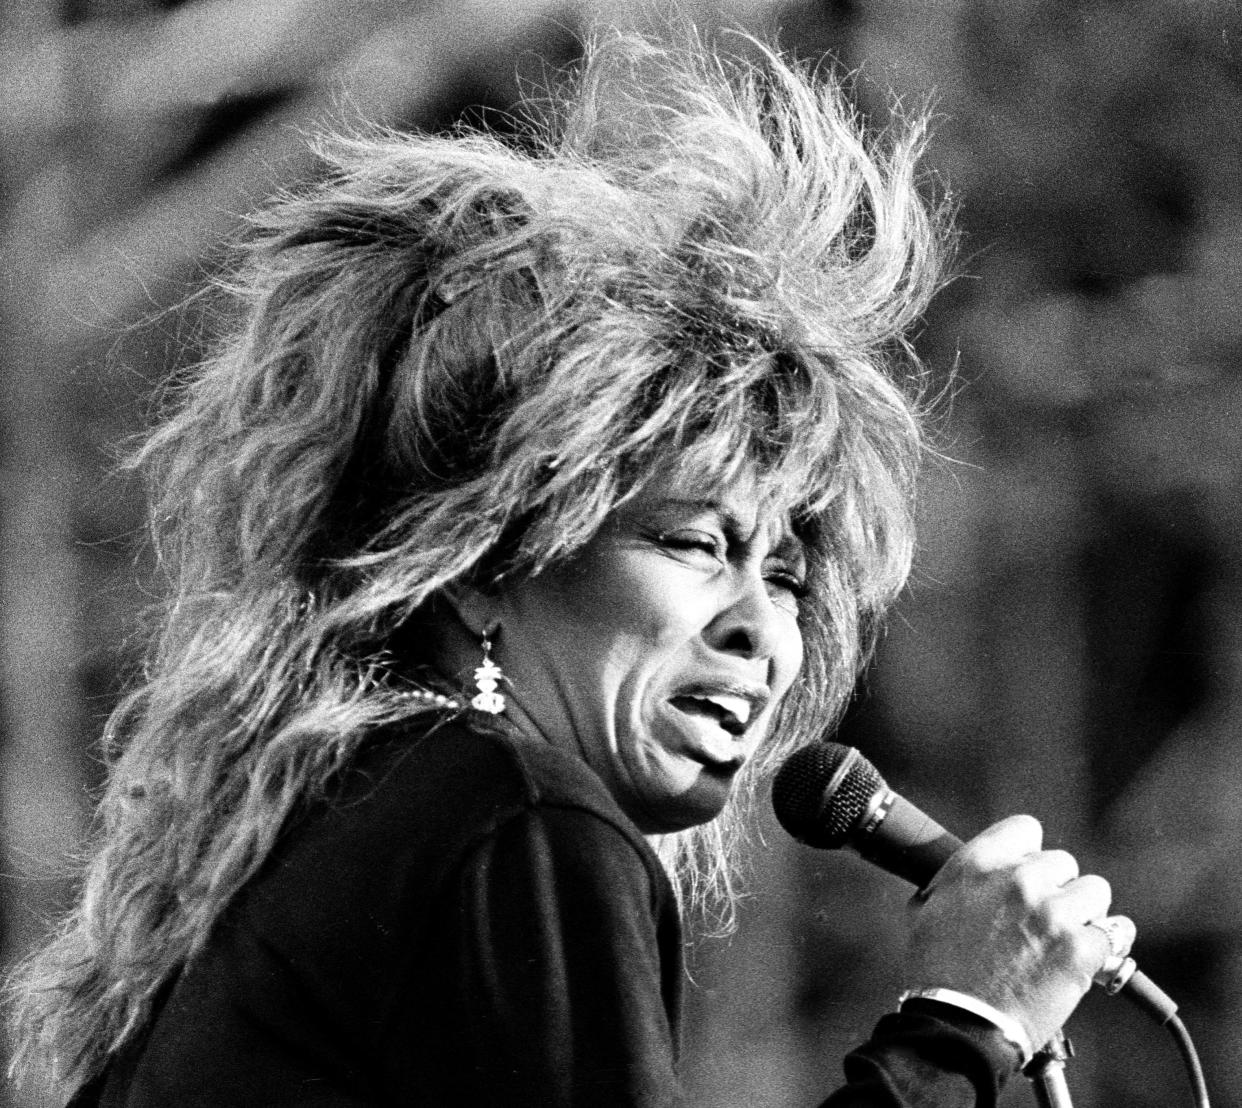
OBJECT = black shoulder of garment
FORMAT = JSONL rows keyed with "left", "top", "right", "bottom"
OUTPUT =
{"left": 76, "top": 712, "right": 684, "bottom": 1107}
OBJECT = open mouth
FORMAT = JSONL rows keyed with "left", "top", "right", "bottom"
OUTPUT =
{"left": 668, "top": 693, "right": 754, "bottom": 737}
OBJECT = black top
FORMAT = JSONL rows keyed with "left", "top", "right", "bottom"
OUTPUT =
{"left": 73, "top": 713, "right": 1018, "bottom": 1106}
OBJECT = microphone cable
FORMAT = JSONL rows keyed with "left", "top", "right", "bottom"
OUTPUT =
{"left": 1167, "top": 1013, "right": 1210, "bottom": 1108}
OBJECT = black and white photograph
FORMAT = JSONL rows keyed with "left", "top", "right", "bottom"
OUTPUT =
{"left": 0, "top": 2, "right": 1238, "bottom": 1106}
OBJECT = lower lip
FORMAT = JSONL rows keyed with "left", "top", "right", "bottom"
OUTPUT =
{"left": 691, "top": 759, "right": 744, "bottom": 788}
{"left": 668, "top": 702, "right": 747, "bottom": 769}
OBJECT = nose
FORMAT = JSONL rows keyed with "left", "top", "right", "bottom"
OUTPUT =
{"left": 702, "top": 572, "right": 790, "bottom": 664}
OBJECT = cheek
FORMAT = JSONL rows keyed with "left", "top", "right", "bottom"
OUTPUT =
{"left": 758, "top": 614, "right": 805, "bottom": 729}
{"left": 512, "top": 560, "right": 673, "bottom": 706}
{"left": 781, "top": 617, "right": 806, "bottom": 686}
{"left": 560, "top": 550, "right": 701, "bottom": 647}
{"left": 557, "top": 566, "right": 708, "bottom": 737}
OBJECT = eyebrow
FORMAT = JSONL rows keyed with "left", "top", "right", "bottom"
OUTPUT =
{"left": 650, "top": 497, "right": 744, "bottom": 532}
{"left": 653, "top": 498, "right": 809, "bottom": 563}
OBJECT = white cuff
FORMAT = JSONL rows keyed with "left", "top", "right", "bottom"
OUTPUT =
{"left": 898, "top": 987, "right": 1034, "bottom": 1067}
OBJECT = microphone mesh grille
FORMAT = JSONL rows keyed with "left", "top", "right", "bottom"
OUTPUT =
{"left": 771, "top": 742, "right": 885, "bottom": 849}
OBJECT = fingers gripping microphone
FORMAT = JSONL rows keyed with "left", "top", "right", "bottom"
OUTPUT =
{"left": 770, "top": 741, "right": 1177, "bottom": 1026}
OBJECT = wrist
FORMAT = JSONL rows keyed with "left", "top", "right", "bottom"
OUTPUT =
{"left": 898, "top": 987, "right": 1034, "bottom": 1068}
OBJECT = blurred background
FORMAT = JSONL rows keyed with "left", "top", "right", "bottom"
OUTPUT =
{"left": 1, "top": 0, "right": 1238, "bottom": 1105}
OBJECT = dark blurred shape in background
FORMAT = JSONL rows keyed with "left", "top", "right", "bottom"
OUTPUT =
{"left": 1, "top": 2, "right": 1238, "bottom": 1106}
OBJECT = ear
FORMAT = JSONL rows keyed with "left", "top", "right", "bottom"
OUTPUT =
{"left": 440, "top": 583, "right": 504, "bottom": 640}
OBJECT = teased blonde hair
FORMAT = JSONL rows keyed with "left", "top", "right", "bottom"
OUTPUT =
{"left": 9, "top": 31, "right": 947, "bottom": 1094}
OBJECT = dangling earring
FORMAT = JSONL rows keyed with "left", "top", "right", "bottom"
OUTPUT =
{"left": 471, "top": 635, "right": 506, "bottom": 714}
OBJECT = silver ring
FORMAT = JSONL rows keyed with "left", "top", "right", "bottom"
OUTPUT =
{"left": 1086, "top": 918, "right": 1124, "bottom": 958}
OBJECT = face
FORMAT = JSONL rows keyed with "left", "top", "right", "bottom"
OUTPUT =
{"left": 484, "top": 468, "right": 807, "bottom": 833}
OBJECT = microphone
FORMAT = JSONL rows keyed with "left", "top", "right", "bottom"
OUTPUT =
{"left": 770, "top": 740, "right": 1178, "bottom": 1025}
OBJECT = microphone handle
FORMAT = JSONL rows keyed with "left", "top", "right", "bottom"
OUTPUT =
{"left": 851, "top": 790, "right": 961, "bottom": 889}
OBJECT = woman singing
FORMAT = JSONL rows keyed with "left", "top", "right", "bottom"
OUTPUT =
{"left": 9, "top": 32, "right": 1132, "bottom": 1107}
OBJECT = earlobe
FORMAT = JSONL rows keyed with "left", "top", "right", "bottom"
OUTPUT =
{"left": 441, "top": 583, "right": 503, "bottom": 640}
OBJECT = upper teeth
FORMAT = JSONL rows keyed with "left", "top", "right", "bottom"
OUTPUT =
{"left": 701, "top": 694, "right": 752, "bottom": 726}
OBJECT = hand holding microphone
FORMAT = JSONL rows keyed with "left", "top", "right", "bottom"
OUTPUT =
{"left": 771, "top": 742, "right": 1178, "bottom": 1053}
{"left": 903, "top": 812, "right": 1133, "bottom": 1052}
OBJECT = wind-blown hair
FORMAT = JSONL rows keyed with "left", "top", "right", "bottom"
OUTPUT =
{"left": 8, "top": 32, "right": 947, "bottom": 1094}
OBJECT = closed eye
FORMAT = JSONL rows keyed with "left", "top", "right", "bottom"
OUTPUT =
{"left": 765, "top": 568, "right": 808, "bottom": 615}
{"left": 766, "top": 568, "right": 808, "bottom": 599}
{"left": 654, "top": 529, "right": 724, "bottom": 559}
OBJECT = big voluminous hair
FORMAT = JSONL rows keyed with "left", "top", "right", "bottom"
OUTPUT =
{"left": 9, "top": 31, "right": 947, "bottom": 1095}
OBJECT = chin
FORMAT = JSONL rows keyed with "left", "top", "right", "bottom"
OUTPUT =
{"left": 631, "top": 783, "right": 732, "bottom": 835}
